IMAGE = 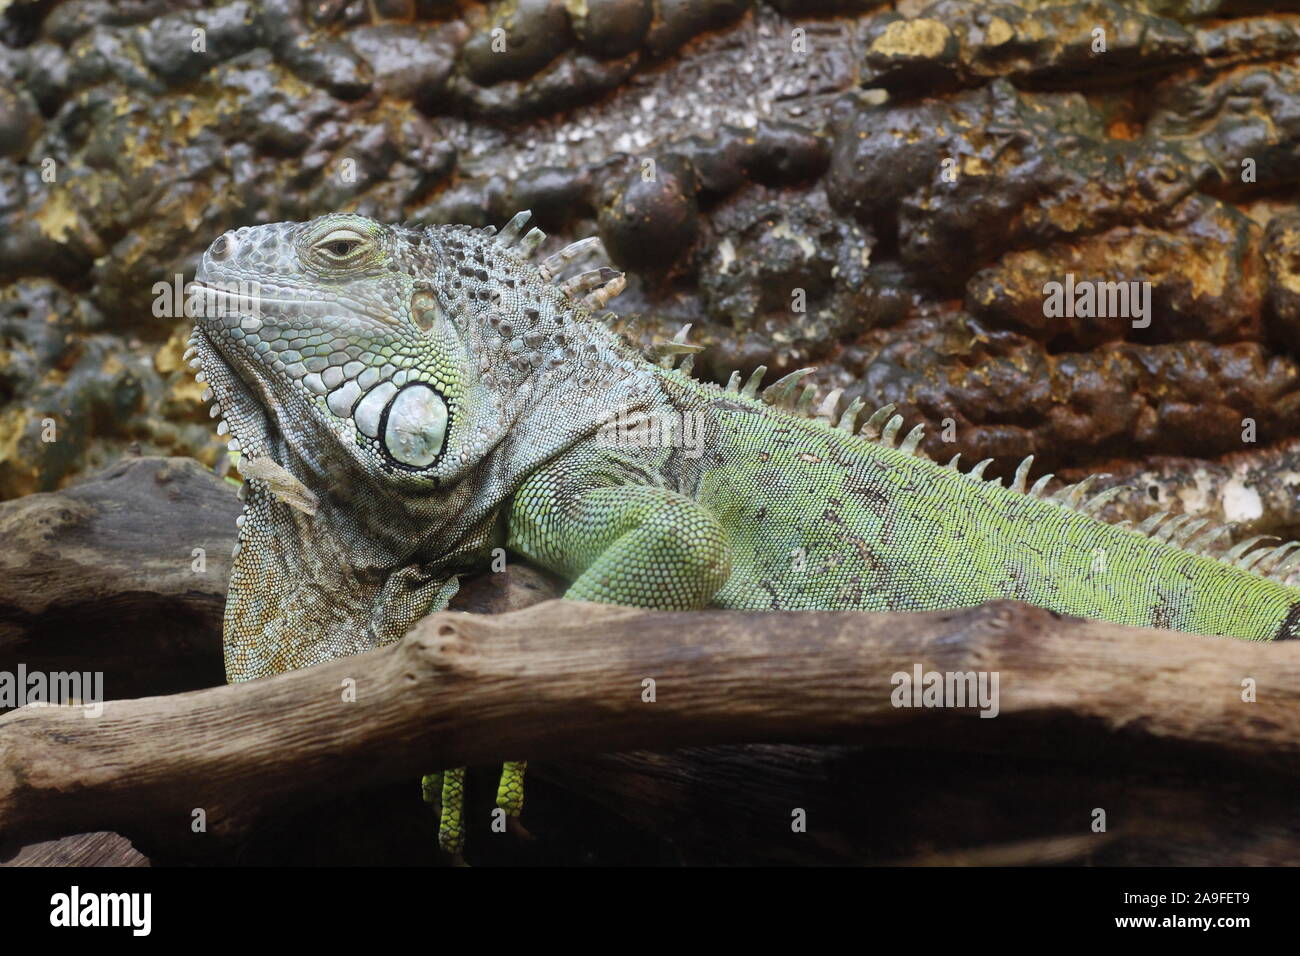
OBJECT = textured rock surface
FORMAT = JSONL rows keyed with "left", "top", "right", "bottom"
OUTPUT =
{"left": 1, "top": 0, "right": 1299, "bottom": 541}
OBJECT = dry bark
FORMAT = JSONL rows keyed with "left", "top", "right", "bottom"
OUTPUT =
{"left": 0, "top": 456, "right": 236, "bottom": 697}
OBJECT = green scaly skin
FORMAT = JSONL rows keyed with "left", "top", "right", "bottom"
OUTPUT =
{"left": 188, "top": 212, "right": 1300, "bottom": 858}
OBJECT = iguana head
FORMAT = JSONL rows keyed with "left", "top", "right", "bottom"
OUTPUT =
{"left": 193, "top": 214, "right": 488, "bottom": 482}
{"left": 189, "top": 212, "right": 641, "bottom": 680}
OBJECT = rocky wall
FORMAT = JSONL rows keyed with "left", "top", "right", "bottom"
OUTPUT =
{"left": 1, "top": 0, "right": 1298, "bottom": 535}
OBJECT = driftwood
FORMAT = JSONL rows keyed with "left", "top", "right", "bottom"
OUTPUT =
{"left": 0, "top": 456, "right": 236, "bottom": 697}
{"left": 0, "top": 831, "right": 149, "bottom": 868}
{"left": 3, "top": 596, "right": 1300, "bottom": 863}
{"left": 3, "top": 457, "right": 1300, "bottom": 865}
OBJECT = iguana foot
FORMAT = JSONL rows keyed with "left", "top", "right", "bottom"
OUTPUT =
{"left": 421, "top": 761, "right": 529, "bottom": 861}
{"left": 420, "top": 770, "right": 465, "bottom": 864}
{"left": 426, "top": 766, "right": 466, "bottom": 856}
{"left": 420, "top": 770, "right": 443, "bottom": 810}
{"left": 496, "top": 760, "right": 528, "bottom": 817}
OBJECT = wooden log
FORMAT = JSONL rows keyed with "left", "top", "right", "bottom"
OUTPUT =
{"left": 2, "top": 596, "right": 1299, "bottom": 863}
{"left": 1, "top": 831, "right": 150, "bottom": 868}
{"left": 0, "top": 456, "right": 236, "bottom": 697}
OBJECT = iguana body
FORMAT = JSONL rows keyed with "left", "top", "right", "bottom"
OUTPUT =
{"left": 187, "top": 212, "right": 1300, "bottom": 854}
{"left": 511, "top": 370, "right": 1300, "bottom": 637}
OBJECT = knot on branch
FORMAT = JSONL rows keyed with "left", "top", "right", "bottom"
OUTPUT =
{"left": 401, "top": 614, "right": 478, "bottom": 678}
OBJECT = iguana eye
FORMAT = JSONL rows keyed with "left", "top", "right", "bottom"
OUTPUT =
{"left": 314, "top": 229, "right": 369, "bottom": 261}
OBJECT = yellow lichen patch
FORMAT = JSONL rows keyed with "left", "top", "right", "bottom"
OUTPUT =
{"left": 0, "top": 405, "right": 31, "bottom": 469}
{"left": 272, "top": 65, "right": 316, "bottom": 103}
{"left": 1185, "top": 244, "right": 1228, "bottom": 300}
{"left": 1273, "top": 226, "right": 1300, "bottom": 295}
{"left": 34, "top": 190, "right": 78, "bottom": 243}
{"left": 984, "top": 16, "right": 1014, "bottom": 46}
{"left": 961, "top": 154, "right": 989, "bottom": 176}
{"left": 870, "top": 19, "right": 951, "bottom": 59}
{"left": 172, "top": 375, "right": 207, "bottom": 407}
{"left": 174, "top": 180, "right": 214, "bottom": 233}
{"left": 111, "top": 91, "right": 136, "bottom": 117}
{"left": 155, "top": 322, "right": 196, "bottom": 374}
{"left": 101, "top": 353, "right": 125, "bottom": 379}
{"left": 121, "top": 131, "right": 170, "bottom": 177}
{"left": 1044, "top": 201, "right": 1087, "bottom": 233}
{"left": 975, "top": 282, "right": 999, "bottom": 306}
{"left": 168, "top": 99, "right": 222, "bottom": 141}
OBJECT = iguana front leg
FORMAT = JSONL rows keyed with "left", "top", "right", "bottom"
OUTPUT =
{"left": 508, "top": 472, "right": 733, "bottom": 609}
{"left": 414, "top": 466, "right": 732, "bottom": 857}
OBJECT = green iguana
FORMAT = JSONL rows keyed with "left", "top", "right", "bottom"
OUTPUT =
{"left": 186, "top": 211, "right": 1300, "bottom": 857}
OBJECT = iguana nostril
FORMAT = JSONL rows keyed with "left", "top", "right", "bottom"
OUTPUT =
{"left": 210, "top": 232, "right": 235, "bottom": 261}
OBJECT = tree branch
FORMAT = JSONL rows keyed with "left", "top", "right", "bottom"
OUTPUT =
{"left": 2, "top": 596, "right": 1298, "bottom": 860}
